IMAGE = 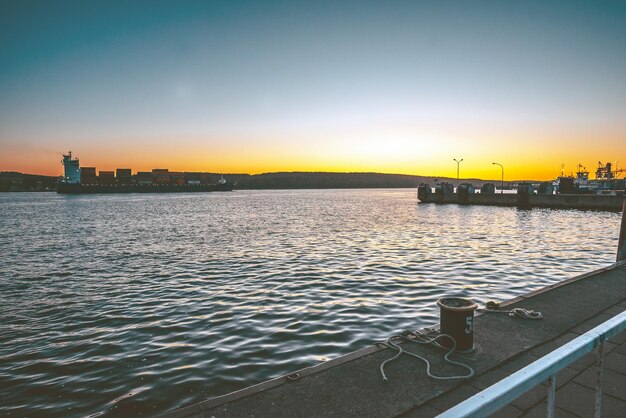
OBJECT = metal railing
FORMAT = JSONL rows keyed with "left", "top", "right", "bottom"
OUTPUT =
{"left": 437, "top": 309, "right": 626, "bottom": 418}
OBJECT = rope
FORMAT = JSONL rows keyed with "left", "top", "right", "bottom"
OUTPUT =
{"left": 376, "top": 301, "right": 541, "bottom": 382}
{"left": 376, "top": 330, "right": 475, "bottom": 382}
{"left": 477, "top": 302, "right": 543, "bottom": 320}
{"left": 510, "top": 307, "right": 543, "bottom": 320}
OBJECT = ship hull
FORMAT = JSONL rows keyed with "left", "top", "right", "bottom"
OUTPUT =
{"left": 57, "top": 183, "right": 233, "bottom": 194}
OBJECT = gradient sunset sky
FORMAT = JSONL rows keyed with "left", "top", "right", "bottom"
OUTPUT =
{"left": 1, "top": 0, "right": 625, "bottom": 180}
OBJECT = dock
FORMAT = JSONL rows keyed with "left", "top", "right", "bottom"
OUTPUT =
{"left": 164, "top": 261, "right": 626, "bottom": 417}
{"left": 417, "top": 190, "right": 624, "bottom": 211}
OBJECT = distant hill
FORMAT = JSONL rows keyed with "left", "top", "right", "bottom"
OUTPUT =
{"left": 230, "top": 172, "right": 491, "bottom": 189}
{"left": 0, "top": 172, "right": 58, "bottom": 191}
{"left": 1, "top": 170, "right": 499, "bottom": 192}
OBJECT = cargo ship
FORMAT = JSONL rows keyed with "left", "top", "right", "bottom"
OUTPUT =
{"left": 57, "top": 152, "right": 234, "bottom": 194}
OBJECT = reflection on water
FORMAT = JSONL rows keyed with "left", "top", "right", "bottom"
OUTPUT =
{"left": 0, "top": 189, "right": 620, "bottom": 416}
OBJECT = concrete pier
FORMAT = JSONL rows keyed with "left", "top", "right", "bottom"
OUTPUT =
{"left": 164, "top": 262, "right": 626, "bottom": 418}
{"left": 406, "top": 299, "right": 626, "bottom": 417}
{"left": 418, "top": 192, "right": 624, "bottom": 211}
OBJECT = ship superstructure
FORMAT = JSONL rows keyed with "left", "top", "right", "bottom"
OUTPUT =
{"left": 555, "top": 162, "right": 625, "bottom": 194}
{"left": 574, "top": 164, "right": 591, "bottom": 191}
{"left": 61, "top": 152, "right": 81, "bottom": 184}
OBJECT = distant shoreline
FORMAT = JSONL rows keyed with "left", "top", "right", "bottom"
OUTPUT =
{"left": 0, "top": 170, "right": 537, "bottom": 193}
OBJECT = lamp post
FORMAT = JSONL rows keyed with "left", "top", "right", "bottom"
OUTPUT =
{"left": 453, "top": 158, "right": 463, "bottom": 180}
{"left": 492, "top": 162, "right": 504, "bottom": 193}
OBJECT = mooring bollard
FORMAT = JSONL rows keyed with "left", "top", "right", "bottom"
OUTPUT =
{"left": 437, "top": 297, "right": 478, "bottom": 352}
{"left": 618, "top": 198, "right": 626, "bottom": 262}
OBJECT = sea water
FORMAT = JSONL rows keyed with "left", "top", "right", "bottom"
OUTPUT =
{"left": 0, "top": 190, "right": 620, "bottom": 416}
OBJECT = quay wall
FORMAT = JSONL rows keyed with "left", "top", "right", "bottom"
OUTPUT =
{"left": 420, "top": 193, "right": 624, "bottom": 211}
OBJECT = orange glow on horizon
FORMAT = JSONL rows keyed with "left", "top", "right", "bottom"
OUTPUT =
{"left": 2, "top": 149, "right": 624, "bottom": 183}
{"left": 2, "top": 126, "right": 624, "bottom": 181}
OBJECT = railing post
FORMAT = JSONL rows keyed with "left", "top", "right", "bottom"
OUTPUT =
{"left": 618, "top": 198, "right": 626, "bottom": 262}
{"left": 546, "top": 375, "right": 556, "bottom": 418}
{"left": 435, "top": 312, "right": 626, "bottom": 418}
{"left": 594, "top": 341, "right": 605, "bottom": 418}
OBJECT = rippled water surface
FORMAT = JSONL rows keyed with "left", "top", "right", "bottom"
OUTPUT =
{"left": 0, "top": 190, "right": 621, "bottom": 416}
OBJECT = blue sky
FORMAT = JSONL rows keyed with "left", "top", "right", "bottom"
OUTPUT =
{"left": 1, "top": 1, "right": 625, "bottom": 178}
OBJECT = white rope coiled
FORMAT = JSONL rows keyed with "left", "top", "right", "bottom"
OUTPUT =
{"left": 477, "top": 305, "right": 543, "bottom": 320}
{"left": 376, "top": 330, "right": 475, "bottom": 382}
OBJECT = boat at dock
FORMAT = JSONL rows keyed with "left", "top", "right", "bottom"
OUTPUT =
{"left": 556, "top": 162, "right": 625, "bottom": 194}
{"left": 417, "top": 163, "right": 625, "bottom": 211}
{"left": 57, "top": 152, "right": 234, "bottom": 194}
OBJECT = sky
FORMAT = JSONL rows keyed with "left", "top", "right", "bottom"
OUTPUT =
{"left": 1, "top": 0, "right": 625, "bottom": 180}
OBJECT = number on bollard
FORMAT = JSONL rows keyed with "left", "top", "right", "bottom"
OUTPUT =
{"left": 465, "top": 317, "right": 473, "bottom": 334}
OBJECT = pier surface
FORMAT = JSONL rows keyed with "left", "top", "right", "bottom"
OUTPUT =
{"left": 165, "top": 262, "right": 626, "bottom": 418}
{"left": 418, "top": 193, "right": 624, "bottom": 211}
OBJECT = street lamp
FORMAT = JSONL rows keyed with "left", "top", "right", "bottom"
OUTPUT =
{"left": 453, "top": 158, "right": 463, "bottom": 180}
{"left": 492, "top": 162, "right": 504, "bottom": 193}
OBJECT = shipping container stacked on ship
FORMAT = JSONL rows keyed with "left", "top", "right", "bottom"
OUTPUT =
{"left": 185, "top": 173, "right": 201, "bottom": 185}
{"left": 116, "top": 169, "right": 132, "bottom": 185}
{"left": 170, "top": 172, "right": 185, "bottom": 185}
{"left": 80, "top": 167, "right": 97, "bottom": 185}
{"left": 98, "top": 171, "right": 115, "bottom": 185}
{"left": 152, "top": 169, "right": 170, "bottom": 185}
{"left": 136, "top": 172, "right": 152, "bottom": 185}
{"left": 200, "top": 173, "right": 213, "bottom": 185}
